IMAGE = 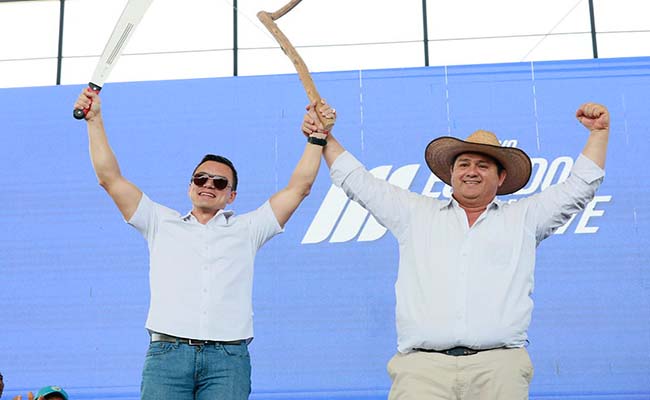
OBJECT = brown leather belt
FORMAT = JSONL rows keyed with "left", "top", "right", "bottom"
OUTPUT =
{"left": 150, "top": 332, "right": 244, "bottom": 346}
{"left": 415, "top": 346, "right": 506, "bottom": 356}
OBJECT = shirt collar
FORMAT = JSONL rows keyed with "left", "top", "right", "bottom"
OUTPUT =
{"left": 181, "top": 208, "right": 235, "bottom": 223}
{"left": 438, "top": 196, "right": 502, "bottom": 210}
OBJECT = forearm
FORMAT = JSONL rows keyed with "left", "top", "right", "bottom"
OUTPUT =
{"left": 286, "top": 141, "right": 324, "bottom": 197}
{"left": 322, "top": 133, "right": 345, "bottom": 168}
{"left": 269, "top": 139, "right": 325, "bottom": 227}
{"left": 87, "top": 116, "right": 123, "bottom": 187}
{"left": 576, "top": 103, "right": 609, "bottom": 169}
{"left": 581, "top": 129, "right": 609, "bottom": 169}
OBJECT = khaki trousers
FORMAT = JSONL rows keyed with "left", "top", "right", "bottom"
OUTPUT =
{"left": 387, "top": 347, "right": 534, "bottom": 400}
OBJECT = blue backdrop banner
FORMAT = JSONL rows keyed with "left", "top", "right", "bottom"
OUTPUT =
{"left": 1, "top": 56, "right": 649, "bottom": 399}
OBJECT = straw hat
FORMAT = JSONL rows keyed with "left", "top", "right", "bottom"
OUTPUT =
{"left": 424, "top": 130, "right": 532, "bottom": 195}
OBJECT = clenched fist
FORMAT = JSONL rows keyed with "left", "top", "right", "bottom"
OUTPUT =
{"left": 73, "top": 88, "right": 102, "bottom": 121}
{"left": 576, "top": 103, "right": 609, "bottom": 131}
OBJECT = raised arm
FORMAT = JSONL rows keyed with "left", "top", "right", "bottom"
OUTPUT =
{"left": 301, "top": 100, "right": 421, "bottom": 238}
{"left": 74, "top": 88, "right": 142, "bottom": 220}
{"left": 269, "top": 100, "right": 334, "bottom": 228}
{"left": 525, "top": 103, "right": 609, "bottom": 241}
{"left": 576, "top": 102, "right": 610, "bottom": 169}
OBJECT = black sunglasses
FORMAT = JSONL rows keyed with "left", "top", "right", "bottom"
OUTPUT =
{"left": 191, "top": 173, "right": 231, "bottom": 190}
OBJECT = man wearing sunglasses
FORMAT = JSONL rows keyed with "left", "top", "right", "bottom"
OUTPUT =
{"left": 74, "top": 89, "right": 334, "bottom": 400}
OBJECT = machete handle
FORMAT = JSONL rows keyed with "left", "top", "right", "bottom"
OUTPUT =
{"left": 257, "top": 8, "right": 335, "bottom": 131}
{"left": 73, "top": 82, "right": 102, "bottom": 120}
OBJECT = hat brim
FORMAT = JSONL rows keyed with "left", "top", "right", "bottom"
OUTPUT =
{"left": 424, "top": 136, "right": 532, "bottom": 195}
{"left": 36, "top": 388, "right": 69, "bottom": 400}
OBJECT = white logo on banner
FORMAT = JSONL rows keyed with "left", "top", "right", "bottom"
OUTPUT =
{"left": 302, "top": 155, "right": 612, "bottom": 244}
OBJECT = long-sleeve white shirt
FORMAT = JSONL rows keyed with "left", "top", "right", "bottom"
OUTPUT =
{"left": 330, "top": 151, "right": 604, "bottom": 353}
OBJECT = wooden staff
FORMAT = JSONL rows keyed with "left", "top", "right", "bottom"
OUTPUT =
{"left": 257, "top": 0, "right": 335, "bottom": 131}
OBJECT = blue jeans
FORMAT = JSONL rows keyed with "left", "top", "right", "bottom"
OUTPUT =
{"left": 141, "top": 340, "right": 251, "bottom": 400}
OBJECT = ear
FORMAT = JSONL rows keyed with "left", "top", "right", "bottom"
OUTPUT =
{"left": 497, "top": 169, "right": 507, "bottom": 187}
{"left": 227, "top": 190, "right": 237, "bottom": 205}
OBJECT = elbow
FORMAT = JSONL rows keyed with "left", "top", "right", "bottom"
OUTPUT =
{"left": 97, "top": 174, "right": 118, "bottom": 192}
{"left": 98, "top": 179, "right": 115, "bottom": 195}
{"left": 97, "top": 178, "right": 110, "bottom": 190}
{"left": 299, "top": 182, "right": 313, "bottom": 199}
{"left": 293, "top": 181, "right": 313, "bottom": 200}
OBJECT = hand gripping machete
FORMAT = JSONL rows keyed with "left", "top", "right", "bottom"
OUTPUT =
{"left": 73, "top": 0, "right": 154, "bottom": 119}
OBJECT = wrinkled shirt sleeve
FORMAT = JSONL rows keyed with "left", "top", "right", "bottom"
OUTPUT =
{"left": 526, "top": 154, "right": 605, "bottom": 242}
{"left": 330, "top": 151, "right": 420, "bottom": 238}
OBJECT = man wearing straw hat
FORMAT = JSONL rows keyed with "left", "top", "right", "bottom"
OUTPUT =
{"left": 303, "top": 101, "right": 609, "bottom": 399}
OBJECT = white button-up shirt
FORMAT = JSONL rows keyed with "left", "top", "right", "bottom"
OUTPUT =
{"left": 128, "top": 195, "right": 283, "bottom": 341}
{"left": 331, "top": 151, "right": 604, "bottom": 353}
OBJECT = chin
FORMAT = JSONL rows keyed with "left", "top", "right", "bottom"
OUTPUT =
{"left": 459, "top": 191, "right": 481, "bottom": 199}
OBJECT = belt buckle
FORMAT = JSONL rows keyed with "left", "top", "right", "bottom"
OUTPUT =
{"left": 187, "top": 339, "right": 208, "bottom": 346}
{"left": 446, "top": 347, "right": 477, "bottom": 356}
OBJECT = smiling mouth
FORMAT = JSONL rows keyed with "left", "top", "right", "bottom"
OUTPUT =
{"left": 199, "top": 192, "right": 216, "bottom": 198}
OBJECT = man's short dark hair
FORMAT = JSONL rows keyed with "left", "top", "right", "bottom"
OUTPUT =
{"left": 192, "top": 154, "right": 238, "bottom": 191}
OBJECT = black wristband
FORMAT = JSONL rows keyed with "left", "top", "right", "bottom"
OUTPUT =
{"left": 307, "top": 136, "right": 327, "bottom": 146}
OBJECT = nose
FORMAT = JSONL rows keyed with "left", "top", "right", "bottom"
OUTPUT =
{"left": 465, "top": 165, "right": 479, "bottom": 176}
{"left": 198, "top": 179, "right": 216, "bottom": 189}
